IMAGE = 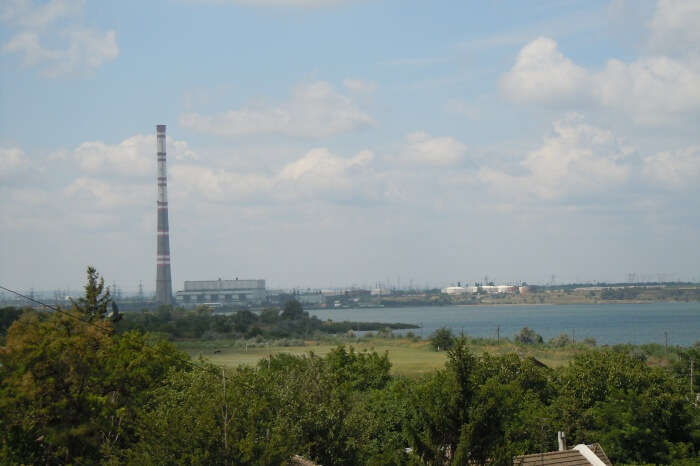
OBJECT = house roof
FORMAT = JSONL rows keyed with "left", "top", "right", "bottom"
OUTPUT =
{"left": 288, "top": 455, "right": 319, "bottom": 466}
{"left": 586, "top": 443, "right": 612, "bottom": 466}
{"left": 513, "top": 444, "right": 612, "bottom": 466}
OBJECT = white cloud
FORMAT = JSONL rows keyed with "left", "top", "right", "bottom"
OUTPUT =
{"left": 343, "top": 78, "right": 377, "bottom": 93}
{"left": 278, "top": 147, "right": 374, "bottom": 193}
{"left": 594, "top": 56, "right": 700, "bottom": 125}
{"left": 1, "top": 0, "right": 84, "bottom": 29}
{"left": 63, "top": 177, "right": 150, "bottom": 209}
{"left": 180, "top": 81, "right": 374, "bottom": 138}
{"left": 502, "top": 36, "right": 700, "bottom": 125}
{"left": 171, "top": 165, "right": 272, "bottom": 202}
{"left": 71, "top": 134, "right": 196, "bottom": 177}
{"left": 643, "top": 145, "right": 700, "bottom": 190}
{"left": 1, "top": 1, "right": 118, "bottom": 77}
{"left": 401, "top": 131, "right": 467, "bottom": 166}
{"left": 479, "top": 115, "right": 633, "bottom": 200}
{"left": 0, "top": 147, "right": 30, "bottom": 179}
{"left": 648, "top": 0, "right": 700, "bottom": 55}
{"left": 171, "top": 147, "right": 379, "bottom": 203}
{"left": 501, "top": 37, "right": 588, "bottom": 104}
{"left": 4, "top": 28, "right": 119, "bottom": 76}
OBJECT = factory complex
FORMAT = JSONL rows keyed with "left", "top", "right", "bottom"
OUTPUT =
{"left": 441, "top": 284, "right": 528, "bottom": 295}
{"left": 175, "top": 279, "right": 267, "bottom": 306}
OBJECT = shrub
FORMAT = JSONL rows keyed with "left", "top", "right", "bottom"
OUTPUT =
{"left": 514, "top": 327, "right": 543, "bottom": 345}
{"left": 430, "top": 327, "right": 455, "bottom": 351}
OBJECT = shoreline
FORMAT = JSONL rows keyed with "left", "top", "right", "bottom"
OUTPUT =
{"left": 308, "top": 299, "right": 700, "bottom": 311}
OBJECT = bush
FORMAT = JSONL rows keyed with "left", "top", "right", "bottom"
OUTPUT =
{"left": 514, "top": 327, "right": 543, "bottom": 345}
{"left": 549, "top": 333, "right": 571, "bottom": 347}
{"left": 430, "top": 327, "right": 455, "bottom": 351}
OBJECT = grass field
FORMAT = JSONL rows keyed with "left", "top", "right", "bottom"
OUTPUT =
{"left": 178, "top": 338, "right": 585, "bottom": 377}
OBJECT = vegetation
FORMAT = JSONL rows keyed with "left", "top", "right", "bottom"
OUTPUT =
{"left": 430, "top": 326, "right": 455, "bottom": 351}
{"left": 1, "top": 268, "right": 699, "bottom": 465}
{"left": 111, "top": 303, "right": 417, "bottom": 341}
{"left": 514, "top": 326, "right": 543, "bottom": 345}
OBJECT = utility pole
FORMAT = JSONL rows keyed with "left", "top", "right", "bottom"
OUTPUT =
{"left": 497, "top": 325, "right": 500, "bottom": 344}
{"left": 691, "top": 359, "right": 695, "bottom": 401}
{"left": 222, "top": 368, "right": 228, "bottom": 451}
{"left": 665, "top": 331, "right": 668, "bottom": 354}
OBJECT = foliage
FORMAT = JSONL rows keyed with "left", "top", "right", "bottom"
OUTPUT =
{"left": 430, "top": 326, "right": 455, "bottom": 351}
{"left": 514, "top": 327, "right": 543, "bottom": 345}
{"left": 117, "top": 303, "right": 416, "bottom": 341}
{"left": 549, "top": 333, "right": 571, "bottom": 347}
{"left": 0, "top": 267, "right": 186, "bottom": 464}
{"left": 73, "top": 265, "right": 112, "bottom": 321}
{"left": 0, "top": 307, "right": 27, "bottom": 335}
{"left": 1, "top": 268, "right": 699, "bottom": 464}
{"left": 280, "top": 299, "right": 306, "bottom": 320}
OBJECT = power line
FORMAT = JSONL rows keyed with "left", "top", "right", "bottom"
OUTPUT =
{"left": 0, "top": 284, "right": 249, "bottom": 388}
{"left": 0, "top": 285, "right": 113, "bottom": 334}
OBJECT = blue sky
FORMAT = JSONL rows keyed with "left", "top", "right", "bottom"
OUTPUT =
{"left": 1, "top": 0, "right": 699, "bottom": 293}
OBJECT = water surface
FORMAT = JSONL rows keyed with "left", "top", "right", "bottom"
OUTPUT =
{"left": 308, "top": 302, "right": 700, "bottom": 346}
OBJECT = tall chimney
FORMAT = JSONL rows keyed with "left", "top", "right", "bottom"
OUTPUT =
{"left": 557, "top": 431, "right": 567, "bottom": 451}
{"left": 155, "top": 124, "right": 173, "bottom": 305}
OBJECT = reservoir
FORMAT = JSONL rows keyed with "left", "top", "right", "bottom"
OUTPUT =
{"left": 308, "top": 302, "right": 700, "bottom": 346}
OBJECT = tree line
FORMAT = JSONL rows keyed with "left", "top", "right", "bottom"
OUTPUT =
{"left": 1, "top": 268, "right": 698, "bottom": 464}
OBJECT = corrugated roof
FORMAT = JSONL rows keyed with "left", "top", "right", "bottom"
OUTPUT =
{"left": 513, "top": 450, "right": 591, "bottom": 466}
{"left": 513, "top": 443, "right": 612, "bottom": 466}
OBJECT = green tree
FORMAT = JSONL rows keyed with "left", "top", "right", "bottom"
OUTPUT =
{"left": 72, "top": 265, "right": 111, "bottom": 321}
{"left": 280, "top": 299, "right": 306, "bottom": 320}
{"left": 514, "top": 327, "right": 543, "bottom": 345}
{"left": 549, "top": 333, "right": 571, "bottom": 347}
{"left": 0, "top": 267, "right": 186, "bottom": 464}
{"left": 126, "top": 365, "right": 297, "bottom": 465}
{"left": 259, "top": 308, "right": 279, "bottom": 324}
{"left": 430, "top": 326, "right": 455, "bottom": 351}
{"left": 408, "top": 338, "right": 476, "bottom": 464}
{"left": 0, "top": 307, "right": 27, "bottom": 335}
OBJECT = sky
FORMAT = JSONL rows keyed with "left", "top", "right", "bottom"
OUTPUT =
{"left": 1, "top": 0, "right": 700, "bottom": 293}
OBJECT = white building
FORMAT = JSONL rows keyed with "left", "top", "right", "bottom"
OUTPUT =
{"left": 441, "top": 286, "right": 478, "bottom": 295}
{"left": 480, "top": 285, "right": 517, "bottom": 294}
{"left": 175, "top": 278, "right": 266, "bottom": 306}
{"left": 441, "top": 285, "right": 517, "bottom": 295}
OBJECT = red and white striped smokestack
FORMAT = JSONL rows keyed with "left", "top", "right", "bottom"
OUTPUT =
{"left": 155, "top": 124, "right": 173, "bottom": 305}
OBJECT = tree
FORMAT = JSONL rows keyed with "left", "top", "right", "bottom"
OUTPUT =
{"left": 0, "top": 267, "right": 186, "bottom": 464}
{"left": 260, "top": 308, "right": 279, "bottom": 324}
{"left": 514, "top": 327, "right": 543, "bottom": 345}
{"left": 549, "top": 333, "right": 571, "bottom": 347}
{"left": 0, "top": 306, "right": 26, "bottom": 335}
{"left": 430, "top": 326, "right": 455, "bottom": 351}
{"left": 72, "top": 265, "right": 111, "bottom": 321}
{"left": 408, "top": 338, "right": 476, "bottom": 463}
{"left": 125, "top": 365, "right": 297, "bottom": 465}
{"left": 280, "top": 299, "right": 305, "bottom": 320}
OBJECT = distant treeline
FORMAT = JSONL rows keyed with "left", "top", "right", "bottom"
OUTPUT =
{"left": 549, "top": 281, "right": 700, "bottom": 290}
{"left": 1, "top": 300, "right": 417, "bottom": 342}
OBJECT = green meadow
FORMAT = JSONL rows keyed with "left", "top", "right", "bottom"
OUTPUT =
{"left": 178, "top": 337, "right": 589, "bottom": 376}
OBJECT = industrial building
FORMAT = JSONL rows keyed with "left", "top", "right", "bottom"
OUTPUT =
{"left": 441, "top": 284, "right": 517, "bottom": 295}
{"left": 175, "top": 279, "right": 266, "bottom": 306}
